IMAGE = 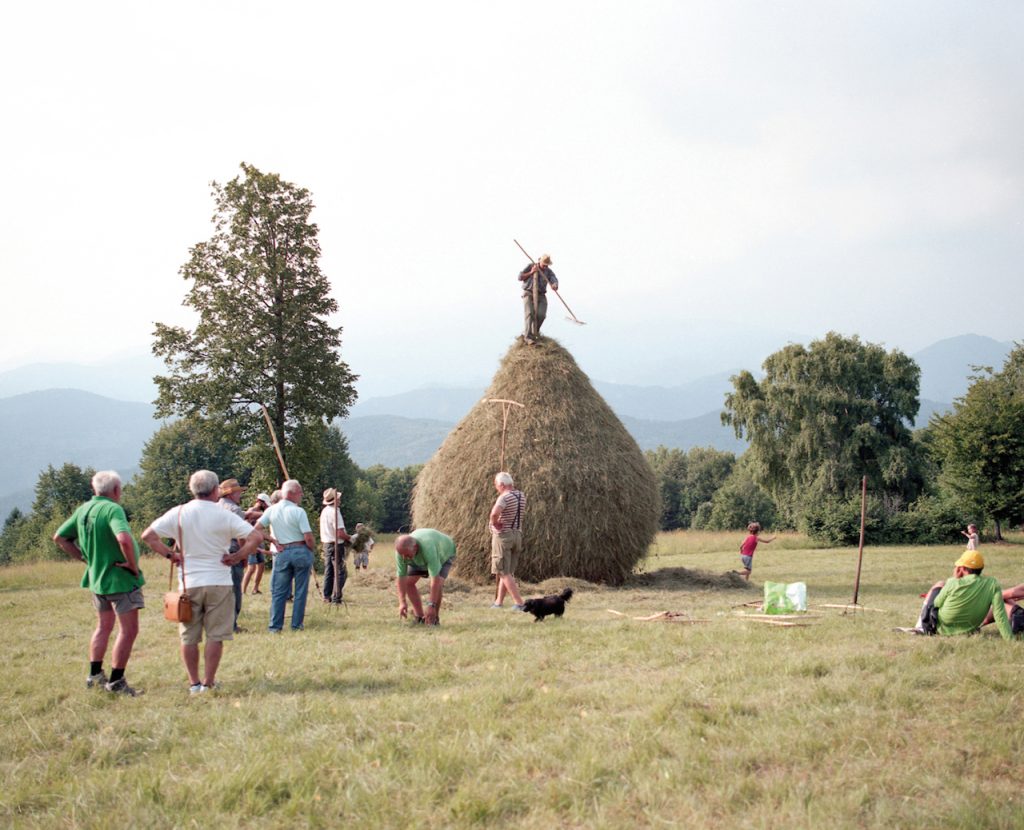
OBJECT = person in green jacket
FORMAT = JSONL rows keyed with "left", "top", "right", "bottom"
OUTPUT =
{"left": 912, "top": 550, "right": 1023, "bottom": 640}
{"left": 53, "top": 470, "right": 145, "bottom": 695}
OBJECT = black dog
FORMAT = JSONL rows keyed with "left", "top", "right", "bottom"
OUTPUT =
{"left": 522, "top": 587, "right": 573, "bottom": 622}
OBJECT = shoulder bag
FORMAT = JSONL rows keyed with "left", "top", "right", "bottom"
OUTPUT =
{"left": 163, "top": 507, "right": 193, "bottom": 623}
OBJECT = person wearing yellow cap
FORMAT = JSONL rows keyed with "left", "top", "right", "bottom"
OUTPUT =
{"left": 909, "top": 550, "right": 1022, "bottom": 639}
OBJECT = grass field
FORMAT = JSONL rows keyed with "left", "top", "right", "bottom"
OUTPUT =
{"left": 3, "top": 531, "right": 1024, "bottom": 829}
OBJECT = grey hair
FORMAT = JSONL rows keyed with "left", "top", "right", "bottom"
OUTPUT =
{"left": 92, "top": 470, "right": 121, "bottom": 496}
{"left": 189, "top": 469, "right": 220, "bottom": 498}
{"left": 495, "top": 471, "right": 514, "bottom": 487}
{"left": 282, "top": 479, "right": 302, "bottom": 497}
{"left": 270, "top": 490, "right": 283, "bottom": 504}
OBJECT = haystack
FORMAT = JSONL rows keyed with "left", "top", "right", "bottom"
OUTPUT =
{"left": 411, "top": 337, "right": 659, "bottom": 585}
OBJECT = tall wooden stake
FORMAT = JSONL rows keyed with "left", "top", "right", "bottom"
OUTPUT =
{"left": 260, "top": 404, "right": 290, "bottom": 481}
{"left": 852, "top": 475, "right": 867, "bottom": 607}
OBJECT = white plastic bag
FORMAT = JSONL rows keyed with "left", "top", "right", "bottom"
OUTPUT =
{"left": 763, "top": 581, "right": 808, "bottom": 614}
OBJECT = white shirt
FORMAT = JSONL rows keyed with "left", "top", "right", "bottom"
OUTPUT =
{"left": 319, "top": 504, "right": 346, "bottom": 544}
{"left": 150, "top": 499, "right": 254, "bottom": 589}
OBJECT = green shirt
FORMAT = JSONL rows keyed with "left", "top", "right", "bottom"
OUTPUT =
{"left": 56, "top": 496, "right": 144, "bottom": 596}
{"left": 395, "top": 528, "right": 456, "bottom": 578}
{"left": 934, "top": 573, "right": 1013, "bottom": 640}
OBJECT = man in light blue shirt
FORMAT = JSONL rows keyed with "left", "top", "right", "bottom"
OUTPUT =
{"left": 258, "top": 479, "right": 316, "bottom": 632}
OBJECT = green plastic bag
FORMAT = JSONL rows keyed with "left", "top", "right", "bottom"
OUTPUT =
{"left": 763, "top": 581, "right": 807, "bottom": 614}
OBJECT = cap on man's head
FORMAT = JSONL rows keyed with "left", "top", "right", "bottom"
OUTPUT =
{"left": 256, "top": 492, "right": 272, "bottom": 505}
{"left": 955, "top": 550, "right": 984, "bottom": 570}
{"left": 323, "top": 488, "right": 339, "bottom": 505}
{"left": 539, "top": 254, "right": 552, "bottom": 265}
{"left": 220, "top": 478, "right": 246, "bottom": 496}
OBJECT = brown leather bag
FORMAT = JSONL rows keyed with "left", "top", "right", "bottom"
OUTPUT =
{"left": 163, "top": 507, "right": 192, "bottom": 623}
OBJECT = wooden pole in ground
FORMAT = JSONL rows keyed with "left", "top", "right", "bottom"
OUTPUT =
{"left": 852, "top": 475, "right": 867, "bottom": 607}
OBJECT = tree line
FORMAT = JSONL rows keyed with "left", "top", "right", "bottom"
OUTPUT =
{"left": 649, "top": 333, "right": 1024, "bottom": 544}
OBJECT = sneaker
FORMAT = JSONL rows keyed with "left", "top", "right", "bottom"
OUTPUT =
{"left": 105, "top": 678, "right": 144, "bottom": 697}
{"left": 511, "top": 604, "right": 526, "bottom": 612}
{"left": 489, "top": 603, "right": 503, "bottom": 609}
{"left": 189, "top": 683, "right": 203, "bottom": 695}
{"left": 87, "top": 670, "right": 108, "bottom": 689}
{"left": 201, "top": 682, "right": 216, "bottom": 692}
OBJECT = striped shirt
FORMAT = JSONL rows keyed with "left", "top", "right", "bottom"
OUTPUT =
{"left": 491, "top": 489, "right": 525, "bottom": 534}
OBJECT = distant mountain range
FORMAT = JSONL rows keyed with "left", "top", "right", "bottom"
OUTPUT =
{"left": 0, "top": 389, "right": 161, "bottom": 518}
{"left": 0, "top": 333, "right": 1013, "bottom": 515}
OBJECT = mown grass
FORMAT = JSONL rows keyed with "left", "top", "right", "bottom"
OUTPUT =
{"left": 2, "top": 533, "right": 1024, "bottom": 828}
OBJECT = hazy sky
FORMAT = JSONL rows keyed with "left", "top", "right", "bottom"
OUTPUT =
{"left": 3, "top": 1, "right": 1022, "bottom": 397}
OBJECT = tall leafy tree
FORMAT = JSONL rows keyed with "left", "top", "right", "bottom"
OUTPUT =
{"left": 645, "top": 446, "right": 736, "bottom": 530}
{"left": 930, "top": 346, "right": 1024, "bottom": 539}
{"left": 153, "top": 163, "right": 357, "bottom": 480}
{"left": 32, "top": 463, "right": 95, "bottom": 516}
{"left": 723, "top": 332, "right": 923, "bottom": 523}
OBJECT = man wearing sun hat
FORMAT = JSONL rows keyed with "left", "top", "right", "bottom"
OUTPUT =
{"left": 912, "top": 550, "right": 1020, "bottom": 639}
{"left": 320, "top": 488, "right": 352, "bottom": 604}
{"left": 218, "top": 478, "right": 249, "bottom": 632}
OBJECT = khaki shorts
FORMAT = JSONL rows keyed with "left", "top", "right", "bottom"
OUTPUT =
{"left": 491, "top": 530, "right": 522, "bottom": 575}
{"left": 179, "top": 585, "right": 234, "bottom": 645}
{"left": 93, "top": 587, "right": 145, "bottom": 616}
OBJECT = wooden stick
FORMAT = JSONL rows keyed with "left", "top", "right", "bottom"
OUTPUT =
{"left": 853, "top": 474, "right": 867, "bottom": 605}
{"left": 260, "top": 404, "right": 290, "bottom": 480}
{"left": 814, "top": 604, "right": 885, "bottom": 612}
{"left": 484, "top": 398, "right": 524, "bottom": 472}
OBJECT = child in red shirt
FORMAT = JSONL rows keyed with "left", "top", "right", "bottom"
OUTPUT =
{"left": 738, "top": 522, "right": 775, "bottom": 581}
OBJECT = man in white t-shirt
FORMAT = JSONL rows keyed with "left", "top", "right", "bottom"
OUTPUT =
{"left": 319, "top": 488, "right": 352, "bottom": 604}
{"left": 142, "top": 470, "right": 264, "bottom": 694}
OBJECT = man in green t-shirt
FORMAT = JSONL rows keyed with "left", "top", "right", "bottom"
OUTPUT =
{"left": 395, "top": 529, "right": 456, "bottom": 625}
{"left": 53, "top": 470, "right": 146, "bottom": 696}
{"left": 910, "top": 550, "right": 1022, "bottom": 640}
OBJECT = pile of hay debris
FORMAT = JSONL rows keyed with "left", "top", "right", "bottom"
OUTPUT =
{"left": 412, "top": 337, "right": 659, "bottom": 585}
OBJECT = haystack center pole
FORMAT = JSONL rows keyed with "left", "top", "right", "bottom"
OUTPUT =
{"left": 513, "top": 238, "right": 585, "bottom": 326}
{"left": 852, "top": 475, "right": 867, "bottom": 607}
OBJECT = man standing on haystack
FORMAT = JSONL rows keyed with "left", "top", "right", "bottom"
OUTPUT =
{"left": 489, "top": 472, "right": 526, "bottom": 611}
{"left": 519, "top": 253, "right": 558, "bottom": 344}
{"left": 320, "top": 488, "right": 352, "bottom": 604}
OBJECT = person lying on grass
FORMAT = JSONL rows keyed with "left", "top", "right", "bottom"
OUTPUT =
{"left": 911, "top": 550, "right": 1024, "bottom": 639}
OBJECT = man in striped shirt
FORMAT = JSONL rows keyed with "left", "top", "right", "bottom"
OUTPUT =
{"left": 489, "top": 471, "right": 526, "bottom": 611}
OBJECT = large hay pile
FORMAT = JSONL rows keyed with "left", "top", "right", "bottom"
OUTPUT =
{"left": 412, "top": 337, "right": 659, "bottom": 585}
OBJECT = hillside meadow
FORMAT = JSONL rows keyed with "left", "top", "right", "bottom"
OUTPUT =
{"left": 2, "top": 531, "right": 1024, "bottom": 829}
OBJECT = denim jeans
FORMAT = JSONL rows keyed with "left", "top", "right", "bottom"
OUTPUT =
{"left": 269, "top": 545, "right": 314, "bottom": 631}
{"left": 231, "top": 561, "right": 245, "bottom": 630}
